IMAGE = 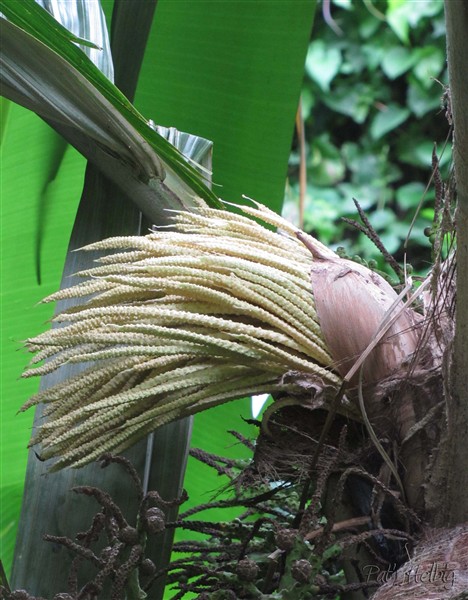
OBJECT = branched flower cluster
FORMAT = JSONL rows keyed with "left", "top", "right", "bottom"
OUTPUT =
{"left": 22, "top": 201, "right": 341, "bottom": 469}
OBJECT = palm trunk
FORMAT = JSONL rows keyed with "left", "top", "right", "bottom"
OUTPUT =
{"left": 368, "top": 2, "right": 468, "bottom": 596}
{"left": 443, "top": 0, "right": 468, "bottom": 527}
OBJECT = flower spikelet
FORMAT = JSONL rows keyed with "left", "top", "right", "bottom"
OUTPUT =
{"left": 22, "top": 201, "right": 340, "bottom": 469}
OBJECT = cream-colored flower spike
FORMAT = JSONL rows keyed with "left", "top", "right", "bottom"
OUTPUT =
{"left": 22, "top": 201, "right": 342, "bottom": 469}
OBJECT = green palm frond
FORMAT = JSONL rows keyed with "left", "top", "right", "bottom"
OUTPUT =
{"left": 22, "top": 202, "right": 341, "bottom": 469}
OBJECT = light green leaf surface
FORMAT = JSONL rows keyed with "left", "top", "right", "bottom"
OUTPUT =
{"left": 386, "top": 0, "right": 410, "bottom": 44}
{"left": 407, "top": 75, "right": 443, "bottom": 118}
{"left": 399, "top": 137, "right": 451, "bottom": 169}
{"left": 323, "top": 82, "right": 375, "bottom": 124}
{"left": 1, "top": 104, "right": 86, "bottom": 575}
{"left": 386, "top": 0, "right": 442, "bottom": 44}
{"left": 396, "top": 182, "right": 428, "bottom": 211}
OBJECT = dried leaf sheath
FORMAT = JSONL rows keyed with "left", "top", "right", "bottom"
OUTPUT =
{"left": 23, "top": 202, "right": 340, "bottom": 469}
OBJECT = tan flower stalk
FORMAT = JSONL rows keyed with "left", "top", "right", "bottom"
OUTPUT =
{"left": 22, "top": 201, "right": 342, "bottom": 469}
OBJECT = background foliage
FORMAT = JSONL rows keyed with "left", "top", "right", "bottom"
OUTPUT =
{"left": 285, "top": 0, "right": 449, "bottom": 276}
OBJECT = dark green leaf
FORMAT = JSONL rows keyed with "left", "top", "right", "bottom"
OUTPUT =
{"left": 412, "top": 46, "right": 445, "bottom": 88}
{"left": 110, "top": 0, "right": 157, "bottom": 100}
{"left": 408, "top": 75, "right": 444, "bottom": 117}
{"left": 381, "top": 46, "right": 416, "bottom": 79}
{"left": 396, "top": 182, "right": 427, "bottom": 210}
{"left": 323, "top": 82, "right": 375, "bottom": 124}
{"left": 370, "top": 104, "right": 410, "bottom": 140}
{"left": 135, "top": 0, "right": 317, "bottom": 211}
{"left": 305, "top": 40, "right": 342, "bottom": 91}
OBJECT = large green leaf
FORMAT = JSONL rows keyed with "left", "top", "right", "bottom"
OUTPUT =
{"left": 135, "top": 0, "right": 316, "bottom": 212}
{"left": 0, "top": 0, "right": 221, "bottom": 212}
{"left": 1, "top": 103, "right": 87, "bottom": 578}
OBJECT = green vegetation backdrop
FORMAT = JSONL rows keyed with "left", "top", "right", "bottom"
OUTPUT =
{"left": 285, "top": 0, "right": 448, "bottom": 276}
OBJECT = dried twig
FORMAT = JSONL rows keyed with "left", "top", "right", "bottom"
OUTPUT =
{"left": 342, "top": 198, "right": 405, "bottom": 282}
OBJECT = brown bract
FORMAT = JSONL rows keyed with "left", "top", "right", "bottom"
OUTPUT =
{"left": 298, "top": 231, "right": 422, "bottom": 385}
